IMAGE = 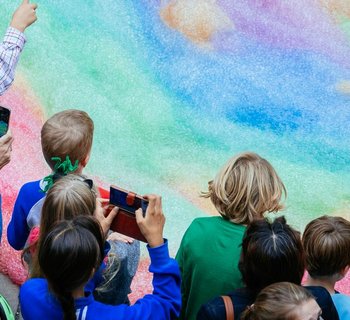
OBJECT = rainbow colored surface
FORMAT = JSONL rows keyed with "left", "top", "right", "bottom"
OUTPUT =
{"left": 0, "top": 1, "right": 350, "bottom": 294}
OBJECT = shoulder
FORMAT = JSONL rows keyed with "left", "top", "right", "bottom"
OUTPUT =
{"left": 20, "top": 278, "right": 48, "bottom": 296}
{"left": 17, "top": 180, "right": 45, "bottom": 199}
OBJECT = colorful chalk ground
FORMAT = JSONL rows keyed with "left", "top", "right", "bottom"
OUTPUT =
{"left": 0, "top": 0, "right": 350, "bottom": 300}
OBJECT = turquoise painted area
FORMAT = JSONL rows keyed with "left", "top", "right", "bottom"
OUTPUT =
{"left": 1, "top": 1, "right": 350, "bottom": 253}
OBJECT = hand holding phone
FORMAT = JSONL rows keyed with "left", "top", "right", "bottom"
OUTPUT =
{"left": 135, "top": 195, "right": 165, "bottom": 248}
{"left": 109, "top": 186, "right": 149, "bottom": 242}
{"left": 0, "top": 106, "right": 10, "bottom": 137}
{"left": 0, "top": 130, "right": 13, "bottom": 170}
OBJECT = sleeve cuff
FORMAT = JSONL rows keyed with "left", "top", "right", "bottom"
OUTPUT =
{"left": 4, "top": 27, "right": 26, "bottom": 49}
{"left": 147, "top": 239, "right": 170, "bottom": 264}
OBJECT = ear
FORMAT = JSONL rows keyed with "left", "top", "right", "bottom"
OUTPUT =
{"left": 81, "top": 152, "right": 91, "bottom": 168}
{"left": 340, "top": 265, "right": 350, "bottom": 277}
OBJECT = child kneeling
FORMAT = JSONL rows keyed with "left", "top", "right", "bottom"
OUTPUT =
{"left": 19, "top": 195, "right": 181, "bottom": 320}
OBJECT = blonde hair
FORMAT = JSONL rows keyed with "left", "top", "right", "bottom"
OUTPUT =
{"left": 202, "top": 152, "right": 286, "bottom": 224}
{"left": 303, "top": 215, "right": 350, "bottom": 277}
{"left": 31, "top": 174, "right": 97, "bottom": 278}
{"left": 41, "top": 109, "right": 94, "bottom": 170}
{"left": 241, "top": 282, "right": 315, "bottom": 320}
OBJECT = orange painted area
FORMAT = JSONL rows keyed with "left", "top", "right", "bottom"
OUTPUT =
{"left": 319, "top": 0, "right": 350, "bottom": 19}
{"left": 160, "top": 0, "right": 234, "bottom": 45}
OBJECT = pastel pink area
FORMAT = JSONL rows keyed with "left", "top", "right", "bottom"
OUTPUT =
{"left": 302, "top": 271, "right": 350, "bottom": 294}
{"left": 129, "top": 258, "right": 152, "bottom": 304}
{"left": 0, "top": 84, "right": 47, "bottom": 284}
{"left": 217, "top": 0, "right": 350, "bottom": 66}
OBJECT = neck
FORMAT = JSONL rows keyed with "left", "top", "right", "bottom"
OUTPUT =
{"left": 72, "top": 285, "right": 85, "bottom": 299}
{"left": 305, "top": 275, "right": 336, "bottom": 294}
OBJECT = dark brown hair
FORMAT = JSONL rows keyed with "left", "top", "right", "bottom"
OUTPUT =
{"left": 303, "top": 215, "right": 350, "bottom": 277}
{"left": 239, "top": 216, "right": 305, "bottom": 293}
{"left": 39, "top": 216, "right": 104, "bottom": 320}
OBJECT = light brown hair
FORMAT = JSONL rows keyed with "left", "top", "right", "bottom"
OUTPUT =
{"left": 31, "top": 174, "right": 96, "bottom": 278}
{"left": 41, "top": 109, "right": 94, "bottom": 170}
{"left": 202, "top": 152, "right": 286, "bottom": 224}
{"left": 303, "top": 215, "right": 350, "bottom": 277}
{"left": 241, "top": 282, "right": 315, "bottom": 320}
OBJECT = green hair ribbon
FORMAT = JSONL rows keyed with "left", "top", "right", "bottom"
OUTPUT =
{"left": 42, "top": 156, "right": 79, "bottom": 192}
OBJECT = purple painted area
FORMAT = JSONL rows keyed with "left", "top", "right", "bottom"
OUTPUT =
{"left": 217, "top": 0, "right": 350, "bottom": 66}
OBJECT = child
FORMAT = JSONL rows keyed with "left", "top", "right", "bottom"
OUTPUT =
{"left": 0, "top": 0, "right": 37, "bottom": 95}
{"left": 7, "top": 109, "right": 94, "bottom": 250}
{"left": 197, "top": 217, "right": 338, "bottom": 320}
{"left": 19, "top": 196, "right": 182, "bottom": 320}
{"left": 176, "top": 152, "right": 286, "bottom": 320}
{"left": 28, "top": 174, "right": 137, "bottom": 306}
{"left": 240, "top": 282, "right": 322, "bottom": 320}
{"left": 8, "top": 109, "right": 139, "bottom": 305}
{"left": 303, "top": 215, "right": 350, "bottom": 320}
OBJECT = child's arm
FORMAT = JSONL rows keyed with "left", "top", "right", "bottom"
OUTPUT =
{"left": 0, "top": 0, "right": 37, "bottom": 95}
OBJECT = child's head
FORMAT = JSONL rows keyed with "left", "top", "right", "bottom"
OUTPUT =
{"left": 40, "top": 174, "right": 97, "bottom": 238}
{"left": 39, "top": 216, "right": 104, "bottom": 320}
{"left": 41, "top": 109, "right": 94, "bottom": 172}
{"left": 303, "top": 215, "right": 350, "bottom": 280}
{"left": 202, "top": 152, "right": 286, "bottom": 224}
{"left": 30, "top": 174, "right": 97, "bottom": 278}
{"left": 239, "top": 216, "right": 304, "bottom": 293}
{"left": 241, "top": 282, "right": 322, "bottom": 320}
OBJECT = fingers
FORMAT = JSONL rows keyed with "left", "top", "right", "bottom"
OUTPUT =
{"left": 22, "top": 0, "right": 29, "bottom": 4}
{"left": 107, "top": 232, "right": 134, "bottom": 244}
{"left": 135, "top": 208, "right": 144, "bottom": 224}
{"left": 105, "top": 206, "right": 119, "bottom": 224}
{"left": 0, "top": 130, "right": 13, "bottom": 144}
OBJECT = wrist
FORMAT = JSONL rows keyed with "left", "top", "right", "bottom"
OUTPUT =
{"left": 10, "top": 22, "right": 26, "bottom": 33}
{"left": 147, "top": 235, "right": 164, "bottom": 248}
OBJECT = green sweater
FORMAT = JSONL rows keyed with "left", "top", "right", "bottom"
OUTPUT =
{"left": 176, "top": 216, "right": 246, "bottom": 320}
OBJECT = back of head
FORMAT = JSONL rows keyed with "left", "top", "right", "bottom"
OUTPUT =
{"left": 41, "top": 109, "right": 94, "bottom": 170}
{"left": 39, "top": 216, "right": 104, "bottom": 320}
{"left": 303, "top": 215, "right": 350, "bottom": 278}
{"left": 31, "top": 174, "right": 97, "bottom": 278}
{"left": 239, "top": 216, "right": 305, "bottom": 293}
{"left": 240, "top": 282, "right": 315, "bottom": 320}
{"left": 202, "top": 152, "right": 286, "bottom": 224}
{"left": 40, "top": 174, "right": 96, "bottom": 238}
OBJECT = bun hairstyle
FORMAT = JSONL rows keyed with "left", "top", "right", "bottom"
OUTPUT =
{"left": 239, "top": 216, "right": 305, "bottom": 293}
{"left": 202, "top": 152, "right": 286, "bottom": 224}
{"left": 241, "top": 282, "right": 315, "bottom": 320}
{"left": 39, "top": 216, "right": 104, "bottom": 320}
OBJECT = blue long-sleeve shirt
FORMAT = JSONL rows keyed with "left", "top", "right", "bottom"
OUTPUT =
{"left": 7, "top": 180, "right": 44, "bottom": 250}
{"left": 20, "top": 240, "right": 181, "bottom": 320}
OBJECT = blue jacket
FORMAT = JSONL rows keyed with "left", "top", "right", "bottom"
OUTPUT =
{"left": 7, "top": 180, "right": 44, "bottom": 250}
{"left": 20, "top": 241, "right": 181, "bottom": 320}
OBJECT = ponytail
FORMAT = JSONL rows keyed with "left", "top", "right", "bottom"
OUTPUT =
{"left": 53, "top": 287, "right": 76, "bottom": 320}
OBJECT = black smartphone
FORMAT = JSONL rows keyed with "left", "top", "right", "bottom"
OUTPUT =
{"left": 0, "top": 106, "right": 10, "bottom": 137}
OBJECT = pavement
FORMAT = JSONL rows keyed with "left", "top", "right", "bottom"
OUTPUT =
{"left": 0, "top": 273, "right": 20, "bottom": 318}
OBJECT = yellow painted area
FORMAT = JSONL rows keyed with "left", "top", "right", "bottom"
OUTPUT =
{"left": 160, "top": 0, "right": 234, "bottom": 45}
{"left": 336, "top": 80, "right": 350, "bottom": 94}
